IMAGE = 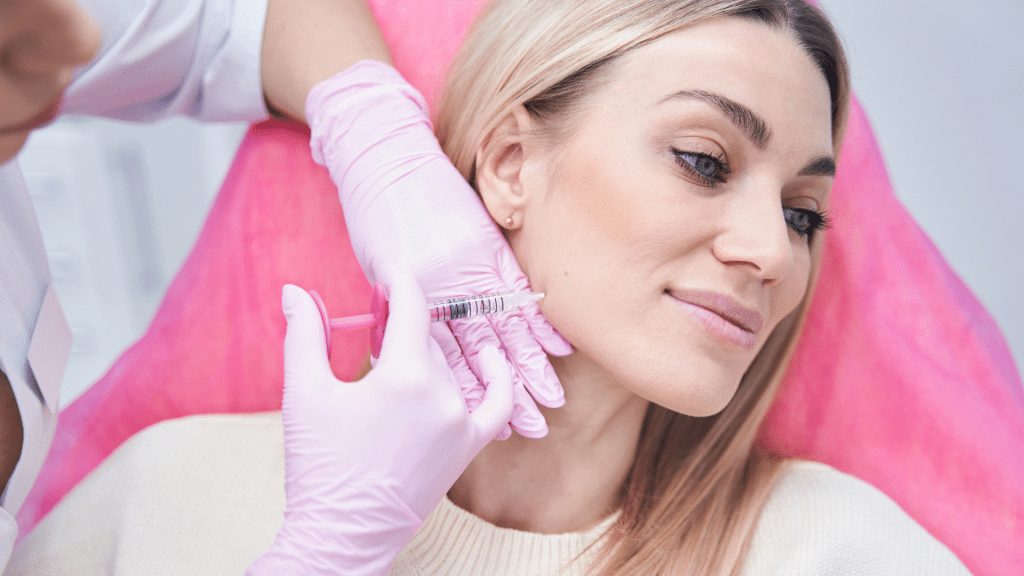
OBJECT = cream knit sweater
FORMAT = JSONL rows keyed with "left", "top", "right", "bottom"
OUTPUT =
{"left": 7, "top": 413, "right": 970, "bottom": 575}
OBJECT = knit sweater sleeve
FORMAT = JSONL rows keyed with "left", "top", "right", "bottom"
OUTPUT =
{"left": 739, "top": 461, "right": 971, "bottom": 575}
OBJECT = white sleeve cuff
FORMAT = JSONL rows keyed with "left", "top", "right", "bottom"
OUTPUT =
{"left": 199, "top": 0, "right": 271, "bottom": 122}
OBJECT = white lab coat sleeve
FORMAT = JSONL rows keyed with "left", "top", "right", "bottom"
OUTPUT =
{"left": 0, "top": 508, "right": 15, "bottom": 571}
{"left": 63, "top": 0, "right": 271, "bottom": 123}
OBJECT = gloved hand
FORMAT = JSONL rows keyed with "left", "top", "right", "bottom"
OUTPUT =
{"left": 247, "top": 272, "right": 514, "bottom": 576}
{"left": 306, "top": 60, "right": 573, "bottom": 439}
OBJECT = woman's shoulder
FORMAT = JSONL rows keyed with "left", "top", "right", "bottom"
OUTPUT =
{"left": 90, "top": 412, "right": 286, "bottom": 490}
{"left": 127, "top": 411, "right": 285, "bottom": 445}
{"left": 9, "top": 413, "right": 286, "bottom": 576}
{"left": 740, "top": 460, "right": 971, "bottom": 575}
{"left": 124, "top": 409, "right": 284, "bottom": 455}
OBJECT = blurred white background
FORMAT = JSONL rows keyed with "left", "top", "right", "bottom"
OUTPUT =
{"left": 20, "top": 118, "right": 248, "bottom": 404}
{"left": 18, "top": 0, "right": 1023, "bottom": 405}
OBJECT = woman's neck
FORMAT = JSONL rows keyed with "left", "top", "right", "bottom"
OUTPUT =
{"left": 448, "top": 351, "right": 649, "bottom": 534}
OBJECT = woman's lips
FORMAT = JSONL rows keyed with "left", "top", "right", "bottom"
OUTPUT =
{"left": 667, "top": 289, "right": 763, "bottom": 349}
{"left": 0, "top": 99, "right": 61, "bottom": 135}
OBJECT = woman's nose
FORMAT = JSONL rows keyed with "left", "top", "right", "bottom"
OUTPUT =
{"left": 2, "top": 0, "right": 101, "bottom": 76}
{"left": 711, "top": 191, "right": 794, "bottom": 285}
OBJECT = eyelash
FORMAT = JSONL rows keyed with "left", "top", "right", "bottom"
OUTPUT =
{"left": 671, "top": 147, "right": 830, "bottom": 241}
{"left": 672, "top": 147, "right": 731, "bottom": 187}
{"left": 784, "top": 207, "right": 830, "bottom": 241}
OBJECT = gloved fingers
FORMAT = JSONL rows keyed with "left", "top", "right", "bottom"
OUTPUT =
{"left": 451, "top": 315, "right": 550, "bottom": 438}
{"left": 487, "top": 310, "right": 565, "bottom": 409}
{"left": 281, "top": 284, "right": 335, "bottom": 385}
{"left": 425, "top": 331, "right": 463, "bottom": 400}
{"left": 375, "top": 269, "right": 431, "bottom": 364}
{"left": 429, "top": 323, "right": 485, "bottom": 412}
{"left": 519, "top": 302, "right": 574, "bottom": 357}
{"left": 495, "top": 246, "right": 573, "bottom": 357}
{"left": 450, "top": 315, "right": 530, "bottom": 405}
{"left": 509, "top": 379, "right": 548, "bottom": 439}
{"left": 468, "top": 345, "right": 515, "bottom": 450}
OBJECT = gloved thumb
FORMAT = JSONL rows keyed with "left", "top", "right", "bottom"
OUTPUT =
{"left": 469, "top": 345, "right": 515, "bottom": 450}
{"left": 281, "top": 284, "right": 334, "bottom": 384}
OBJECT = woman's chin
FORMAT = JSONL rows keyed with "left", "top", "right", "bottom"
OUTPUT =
{"left": 660, "top": 387, "right": 737, "bottom": 418}
{"left": 632, "top": 360, "right": 744, "bottom": 418}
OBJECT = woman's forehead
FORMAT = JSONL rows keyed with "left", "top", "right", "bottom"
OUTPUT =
{"left": 585, "top": 18, "right": 833, "bottom": 149}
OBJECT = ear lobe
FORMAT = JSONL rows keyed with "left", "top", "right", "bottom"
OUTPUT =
{"left": 474, "top": 107, "right": 536, "bottom": 225}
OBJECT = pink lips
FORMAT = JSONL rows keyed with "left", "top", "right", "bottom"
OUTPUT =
{"left": 667, "top": 289, "right": 763, "bottom": 349}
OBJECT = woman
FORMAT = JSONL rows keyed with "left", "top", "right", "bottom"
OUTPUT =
{"left": 8, "top": 0, "right": 972, "bottom": 574}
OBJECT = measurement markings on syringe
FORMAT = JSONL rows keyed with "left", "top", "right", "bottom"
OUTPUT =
{"left": 431, "top": 293, "right": 512, "bottom": 321}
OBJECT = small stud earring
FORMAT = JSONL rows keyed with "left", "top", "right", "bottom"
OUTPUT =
{"left": 504, "top": 216, "right": 514, "bottom": 227}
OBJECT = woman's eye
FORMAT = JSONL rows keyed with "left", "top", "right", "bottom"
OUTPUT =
{"left": 672, "top": 148, "right": 730, "bottom": 187}
{"left": 783, "top": 207, "right": 830, "bottom": 241}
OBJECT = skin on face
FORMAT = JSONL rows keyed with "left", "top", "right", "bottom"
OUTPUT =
{"left": 0, "top": 0, "right": 100, "bottom": 163}
{"left": 481, "top": 17, "right": 835, "bottom": 419}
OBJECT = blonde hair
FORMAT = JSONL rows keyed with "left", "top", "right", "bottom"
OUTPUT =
{"left": 437, "top": 1, "right": 850, "bottom": 574}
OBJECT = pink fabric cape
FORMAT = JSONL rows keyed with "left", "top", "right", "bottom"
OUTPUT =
{"left": 18, "top": 1, "right": 1023, "bottom": 573}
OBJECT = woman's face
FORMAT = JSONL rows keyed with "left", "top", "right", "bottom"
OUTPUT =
{"left": 493, "top": 17, "right": 835, "bottom": 417}
{"left": 0, "top": 0, "right": 100, "bottom": 163}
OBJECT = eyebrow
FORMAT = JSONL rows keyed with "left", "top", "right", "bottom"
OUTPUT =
{"left": 663, "top": 89, "right": 836, "bottom": 177}
{"left": 664, "top": 89, "right": 771, "bottom": 149}
{"left": 800, "top": 156, "right": 837, "bottom": 177}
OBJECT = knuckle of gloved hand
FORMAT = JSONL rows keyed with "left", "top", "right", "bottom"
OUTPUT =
{"left": 452, "top": 317, "right": 492, "bottom": 342}
{"left": 431, "top": 394, "right": 470, "bottom": 432}
{"left": 490, "top": 311, "right": 526, "bottom": 333}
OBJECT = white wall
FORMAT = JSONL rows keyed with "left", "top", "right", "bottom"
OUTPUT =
{"left": 20, "top": 0, "right": 1023, "bottom": 405}
{"left": 20, "top": 118, "right": 248, "bottom": 404}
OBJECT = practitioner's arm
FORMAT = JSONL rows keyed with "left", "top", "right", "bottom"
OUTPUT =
{"left": 270, "top": 2, "right": 575, "bottom": 436}
{"left": 65, "top": 0, "right": 390, "bottom": 123}
{"left": 260, "top": 0, "right": 390, "bottom": 122}
{"left": 306, "top": 62, "right": 575, "bottom": 439}
{"left": 70, "top": 0, "right": 572, "bottom": 436}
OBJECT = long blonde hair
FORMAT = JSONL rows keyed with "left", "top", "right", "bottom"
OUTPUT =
{"left": 438, "top": 1, "right": 850, "bottom": 574}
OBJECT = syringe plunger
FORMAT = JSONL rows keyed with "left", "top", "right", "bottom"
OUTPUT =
{"left": 308, "top": 284, "right": 544, "bottom": 359}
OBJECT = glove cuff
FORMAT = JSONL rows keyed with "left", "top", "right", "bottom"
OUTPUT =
{"left": 306, "top": 60, "right": 431, "bottom": 167}
{"left": 249, "top": 478, "right": 424, "bottom": 576}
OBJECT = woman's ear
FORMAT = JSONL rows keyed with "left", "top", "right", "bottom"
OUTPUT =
{"left": 475, "top": 107, "right": 539, "bottom": 230}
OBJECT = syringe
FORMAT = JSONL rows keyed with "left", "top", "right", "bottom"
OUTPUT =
{"left": 308, "top": 283, "right": 543, "bottom": 359}
{"left": 426, "top": 291, "right": 544, "bottom": 322}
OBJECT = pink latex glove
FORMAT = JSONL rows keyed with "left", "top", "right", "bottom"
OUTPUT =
{"left": 247, "top": 272, "right": 513, "bottom": 575}
{"left": 306, "top": 60, "right": 573, "bottom": 438}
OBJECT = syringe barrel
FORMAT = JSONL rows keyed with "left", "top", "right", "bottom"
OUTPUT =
{"left": 428, "top": 291, "right": 541, "bottom": 322}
